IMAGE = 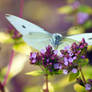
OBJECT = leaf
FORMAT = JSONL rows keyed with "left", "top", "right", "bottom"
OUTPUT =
{"left": 0, "top": 32, "right": 14, "bottom": 44}
{"left": 78, "top": 5, "right": 92, "bottom": 14}
{"left": 24, "top": 86, "right": 41, "bottom": 92}
{"left": 83, "top": 20, "right": 92, "bottom": 29}
{"left": 87, "top": 46, "right": 92, "bottom": 51}
{"left": 25, "top": 70, "right": 43, "bottom": 76}
{"left": 13, "top": 42, "right": 32, "bottom": 55}
{"left": 74, "top": 84, "right": 86, "bottom": 92}
{"left": 82, "top": 66, "right": 92, "bottom": 79}
{"left": 78, "top": 58, "right": 89, "bottom": 67}
{"left": 58, "top": 5, "right": 73, "bottom": 14}
{"left": 2, "top": 54, "right": 27, "bottom": 81}
{"left": 69, "top": 72, "right": 79, "bottom": 81}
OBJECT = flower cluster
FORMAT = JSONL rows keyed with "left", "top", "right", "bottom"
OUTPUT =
{"left": 8, "top": 29, "right": 22, "bottom": 39}
{"left": 60, "top": 38, "right": 88, "bottom": 75}
{"left": 85, "top": 79, "right": 92, "bottom": 91}
{"left": 29, "top": 38, "right": 88, "bottom": 75}
{"left": 30, "top": 46, "right": 62, "bottom": 74}
{"left": 77, "top": 78, "right": 92, "bottom": 91}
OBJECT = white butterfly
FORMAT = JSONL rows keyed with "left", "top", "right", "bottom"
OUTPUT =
{"left": 5, "top": 14, "right": 92, "bottom": 52}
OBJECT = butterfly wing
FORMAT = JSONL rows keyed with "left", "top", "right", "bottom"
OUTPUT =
{"left": 5, "top": 14, "right": 49, "bottom": 35}
{"left": 57, "top": 38, "right": 78, "bottom": 52}
{"left": 23, "top": 32, "right": 53, "bottom": 51}
{"left": 66, "top": 33, "right": 92, "bottom": 46}
{"left": 5, "top": 14, "right": 53, "bottom": 51}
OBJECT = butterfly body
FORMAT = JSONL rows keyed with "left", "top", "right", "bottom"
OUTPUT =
{"left": 5, "top": 14, "right": 92, "bottom": 52}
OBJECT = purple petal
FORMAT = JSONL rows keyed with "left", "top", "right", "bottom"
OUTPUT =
{"left": 31, "top": 59, "right": 36, "bottom": 63}
{"left": 72, "top": 68, "right": 78, "bottom": 73}
{"left": 63, "top": 69, "right": 68, "bottom": 75}
{"left": 40, "top": 49, "right": 46, "bottom": 54}
{"left": 31, "top": 53, "right": 37, "bottom": 58}
{"left": 54, "top": 50, "right": 58, "bottom": 55}
{"left": 69, "top": 57, "right": 73, "bottom": 63}
{"left": 85, "top": 84, "right": 91, "bottom": 90}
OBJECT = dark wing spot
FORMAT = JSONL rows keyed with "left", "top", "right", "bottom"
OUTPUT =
{"left": 22, "top": 25, "right": 26, "bottom": 28}
{"left": 88, "top": 38, "right": 92, "bottom": 40}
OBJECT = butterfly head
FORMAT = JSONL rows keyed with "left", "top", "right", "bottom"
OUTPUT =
{"left": 52, "top": 33, "right": 63, "bottom": 47}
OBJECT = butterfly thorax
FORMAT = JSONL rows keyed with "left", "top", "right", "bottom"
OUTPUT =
{"left": 52, "top": 33, "right": 63, "bottom": 48}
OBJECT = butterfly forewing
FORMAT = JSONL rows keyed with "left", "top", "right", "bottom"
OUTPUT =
{"left": 5, "top": 14, "right": 49, "bottom": 35}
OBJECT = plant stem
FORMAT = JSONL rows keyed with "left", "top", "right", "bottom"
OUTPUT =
{"left": 2, "top": 50, "right": 15, "bottom": 86}
{"left": 43, "top": 74, "right": 49, "bottom": 92}
{"left": 79, "top": 66, "right": 86, "bottom": 84}
{"left": 19, "top": 0, "right": 24, "bottom": 17}
{"left": 0, "top": 82, "right": 5, "bottom": 92}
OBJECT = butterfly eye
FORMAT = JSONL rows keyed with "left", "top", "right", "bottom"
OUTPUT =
{"left": 22, "top": 25, "right": 26, "bottom": 28}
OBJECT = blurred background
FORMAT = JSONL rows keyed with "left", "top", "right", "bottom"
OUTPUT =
{"left": 0, "top": 0, "right": 92, "bottom": 92}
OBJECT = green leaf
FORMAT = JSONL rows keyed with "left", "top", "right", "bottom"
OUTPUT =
{"left": 24, "top": 86, "right": 41, "bottom": 92}
{"left": 78, "top": 58, "right": 89, "bottom": 67}
{"left": 0, "top": 32, "right": 14, "bottom": 44}
{"left": 13, "top": 42, "right": 32, "bottom": 55}
{"left": 74, "top": 84, "right": 86, "bottom": 92}
{"left": 2, "top": 54, "right": 27, "bottom": 82}
{"left": 0, "top": 71, "right": 4, "bottom": 82}
{"left": 69, "top": 72, "right": 79, "bottom": 81}
{"left": 25, "top": 70, "right": 43, "bottom": 76}
{"left": 78, "top": 5, "right": 92, "bottom": 14}
{"left": 83, "top": 20, "right": 92, "bottom": 29}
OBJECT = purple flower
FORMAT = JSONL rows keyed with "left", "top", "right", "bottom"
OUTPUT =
{"left": 68, "top": 51, "right": 73, "bottom": 56}
{"left": 72, "top": 1, "right": 80, "bottom": 9}
{"left": 77, "top": 12, "right": 89, "bottom": 24}
{"left": 63, "top": 69, "right": 68, "bottom": 75}
{"left": 60, "top": 53, "right": 63, "bottom": 57}
{"left": 31, "top": 53, "right": 37, "bottom": 59}
{"left": 31, "top": 59, "right": 36, "bottom": 63}
{"left": 73, "top": 56, "right": 77, "bottom": 60}
{"left": 40, "top": 49, "right": 46, "bottom": 54}
{"left": 64, "top": 57, "right": 68, "bottom": 66}
{"left": 54, "top": 63, "right": 62, "bottom": 69}
{"left": 85, "top": 84, "right": 91, "bottom": 90}
{"left": 69, "top": 57, "right": 73, "bottom": 63}
{"left": 72, "top": 68, "right": 78, "bottom": 73}
{"left": 46, "top": 59, "right": 49, "bottom": 62}
{"left": 64, "top": 46, "right": 70, "bottom": 50}
{"left": 81, "top": 55, "right": 85, "bottom": 59}
{"left": 54, "top": 50, "right": 58, "bottom": 55}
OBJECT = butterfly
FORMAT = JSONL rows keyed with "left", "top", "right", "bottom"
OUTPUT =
{"left": 5, "top": 14, "right": 92, "bottom": 52}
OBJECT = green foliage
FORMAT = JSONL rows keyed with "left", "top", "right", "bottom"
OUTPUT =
{"left": 69, "top": 72, "right": 79, "bottom": 81}
{"left": 78, "top": 5, "right": 92, "bottom": 14}
{"left": 78, "top": 58, "right": 89, "bottom": 67}
{"left": 74, "top": 84, "right": 86, "bottom": 92}
{"left": 24, "top": 86, "right": 41, "bottom": 92}
{"left": 25, "top": 70, "right": 43, "bottom": 76}
{"left": 1, "top": 54, "right": 27, "bottom": 83}
{"left": 83, "top": 20, "right": 92, "bottom": 29}
{"left": 13, "top": 42, "right": 31, "bottom": 55}
{"left": 0, "top": 32, "right": 14, "bottom": 44}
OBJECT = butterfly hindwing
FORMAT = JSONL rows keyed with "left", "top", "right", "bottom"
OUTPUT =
{"left": 23, "top": 32, "right": 53, "bottom": 51}
{"left": 66, "top": 33, "right": 92, "bottom": 46}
